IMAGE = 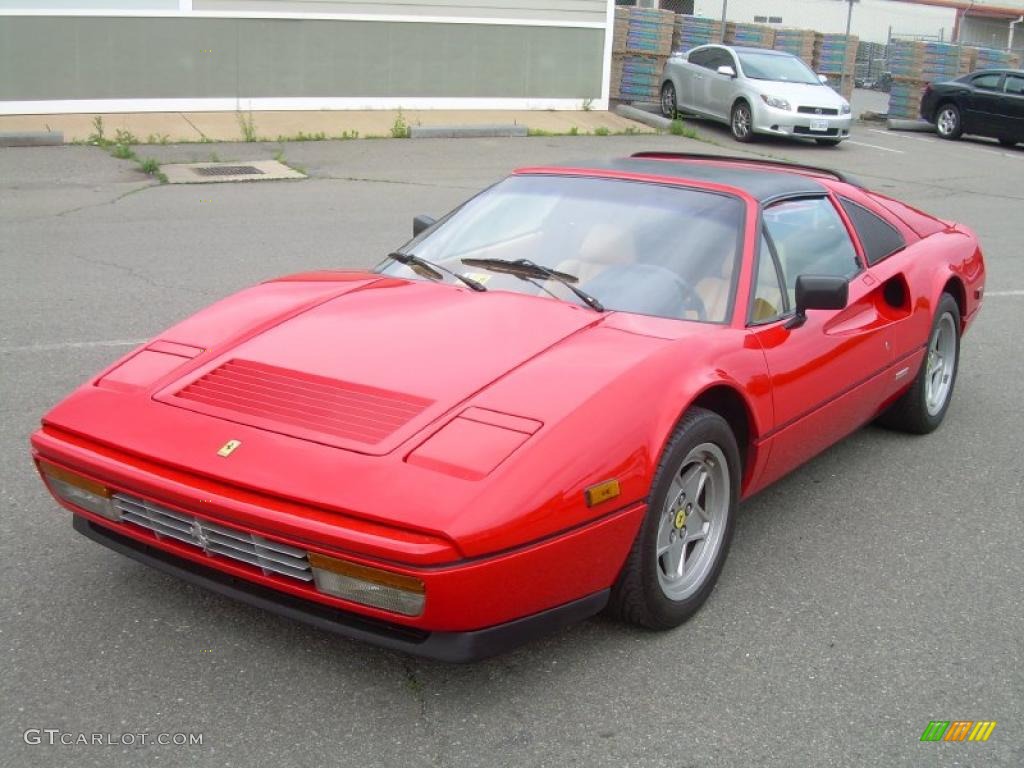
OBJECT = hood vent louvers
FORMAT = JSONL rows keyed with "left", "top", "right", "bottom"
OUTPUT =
{"left": 172, "top": 359, "right": 432, "bottom": 445}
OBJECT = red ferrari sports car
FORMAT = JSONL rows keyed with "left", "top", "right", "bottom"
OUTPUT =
{"left": 32, "top": 153, "right": 985, "bottom": 661}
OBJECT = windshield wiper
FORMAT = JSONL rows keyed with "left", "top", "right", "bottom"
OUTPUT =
{"left": 460, "top": 257, "right": 605, "bottom": 312}
{"left": 387, "top": 252, "right": 487, "bottom": 292}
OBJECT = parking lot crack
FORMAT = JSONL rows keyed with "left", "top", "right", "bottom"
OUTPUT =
{"left": 53, "top": 182, "right": 154, "bottom": 219}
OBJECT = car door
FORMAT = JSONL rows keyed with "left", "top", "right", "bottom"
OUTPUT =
{"left": 1001, "top": 73, "right": 1024, "bottom": 141}
{"left": 962, "top": 72, "right": 1004, "bottom": 135}
{"left": 682, "top": 48, "right": 717, "bottom": 114}
{"left": 746, "top": 196, "right": 895, "bottom": 490}
{"left": 704, "top": 48, "right": 740, "bottom": 120}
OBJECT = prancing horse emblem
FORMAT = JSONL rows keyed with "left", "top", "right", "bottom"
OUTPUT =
{"left": 217, "top": 439, "right": 242, "bottom": 457}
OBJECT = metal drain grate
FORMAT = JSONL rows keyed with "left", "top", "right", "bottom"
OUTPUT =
{"left": 192, "top": 165, "right": 265, "bottom": 177}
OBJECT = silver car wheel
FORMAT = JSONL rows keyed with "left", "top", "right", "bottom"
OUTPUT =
{"left": 731, "top": 103, "right": 751, "bottom": 140}
{"left": 925, "top": 312, "right": 957, "bottom": 416}
{"left": 661, "top": 82, "right": 677, "bottom": 119}
{"left": 936, "top": 106, "right": 959, "bottom": 138}
{"left": 655, "top": 442, "right": 729, "bottom": 601}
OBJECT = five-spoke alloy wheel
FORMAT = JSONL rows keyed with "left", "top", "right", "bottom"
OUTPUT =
{"left": 609, "top": 407, "right": 740, "bottom": 629}
{"left": 877, "top": 292, "right": 961, "bottom": 434}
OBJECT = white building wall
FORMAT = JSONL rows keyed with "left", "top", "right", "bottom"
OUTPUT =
{"left": 691, "top": 0, "right": 957, "bottom": 44}
{"left": 960, "top": 15, "right": 1024, "bottom": 55}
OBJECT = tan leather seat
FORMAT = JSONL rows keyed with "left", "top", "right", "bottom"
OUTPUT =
{"left": 554, "top": 223, "right": 637, "bottom": 284}
{"left": 694, "top": 250, "right": 736, "bottom": 322}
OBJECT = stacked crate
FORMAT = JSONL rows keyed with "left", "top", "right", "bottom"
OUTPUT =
{"left": 772, "top": 28, "right": 816, "bottom": 68}
{"left": 611, "top": 7, "right": 675, "bottom": 103}
{"left": 887, "top": 40, "right": 965, "bottom": 118}
{"left": 673, "top": 15, "right": 723, "bottom": 53}
{"left": 725, "top": 22, "right": 775, "bottom": 49}
{"left": 855, "top": 40, "right": 888, "bottom": 85}
{"left": 612, "top": 7, "right": 675, "bottom": 55}
{"left": 813, "top": 34, "right": 859, "bottom": 100}
{"left": 972, "top": 46, "right": 1022, "bottom": 70}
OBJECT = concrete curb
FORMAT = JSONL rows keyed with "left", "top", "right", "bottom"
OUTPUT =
{"left": 408, "top": 124, "right": 527, "bottom": 139}
{"left": 0, "top": 131, "right": 64, "bottom": 147}
{"left": 614, "top": 104, "right": 672, "bottom": 131}
{"left": 886, "top": 118, "right": 935, "bottom": 133}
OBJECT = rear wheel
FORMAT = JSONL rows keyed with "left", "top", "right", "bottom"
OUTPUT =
{"left": 877, "top": 293, "right": 960, "bottom": 434}
{"left": 608, "top": 407, "right": 740, "bottom": 629}
{"left": 815, "top": 138, "right": 842, "bottom": 146}
{"left": 660, "top": 82, "right": 677, "bottom": 119}
{"left": 935, "top": 103, "right": 962, "bottom": 140}
{"left": 730, "top": 101, "right": 754, "bottom": 142}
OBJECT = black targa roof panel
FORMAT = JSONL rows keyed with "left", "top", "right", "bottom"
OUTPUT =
{"left": 535, "top": 154, "right": 837, "bottom": 203}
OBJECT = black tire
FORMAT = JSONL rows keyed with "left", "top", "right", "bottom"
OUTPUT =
{"left": 730, "top": 101, "right": 754, "bottom": 143}
{"left": 660, "top": 81, "right": 677, "bottom": 119}
{"left": 876, "top": 293, "right": 961, "bottom": 434}
{"left": 998, "top": 137, "right": 1018, "bottom": 147}
{"left": 815, "top": 138, "right": 842, "bottom": 146}
{"left": 608, "top": 407, "right": 740, "bottom": 629}
{"left": 935, "top": 103, "right": 963, "bottom": 140}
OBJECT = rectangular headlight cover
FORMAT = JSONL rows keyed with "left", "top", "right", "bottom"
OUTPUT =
{"left": 309, "top": 552, "right": 425, "bottom": 616}
{"left": 38, "top": 462, "right": 120, "bottom": 521}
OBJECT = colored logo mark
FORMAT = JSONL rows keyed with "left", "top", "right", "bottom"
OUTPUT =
{"left": 920, "top": 720, "right": 996, "bottom": 742}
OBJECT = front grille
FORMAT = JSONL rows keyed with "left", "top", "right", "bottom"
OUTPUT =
{"left": 113, "top": 493, "right": 313, "bottom": 582}
{"left": 174, "top": 359, "right": 432, "bottom": 445}
{"left": 797, "top": 106, "right": 839, "bottom": 116}
{"left": 794, "top": 126, "right": 839, "bottom": 136}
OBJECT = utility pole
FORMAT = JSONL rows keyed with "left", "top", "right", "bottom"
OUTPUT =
{"left": 841, "top": 0, "right": 854, "bottom": 98}
{"left": 721, "top": 1, "right": 728, "bottom": 43}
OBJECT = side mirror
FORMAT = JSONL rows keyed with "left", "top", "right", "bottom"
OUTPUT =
{"left": 785, "top": 275, "right": 848, "bottom": 329}
{"left": 413, "top": 214, "right": 436, "bottom": 236}
{"left": 817, "top": 74, "right": 829, "bottom": 84}
{"left": 717, "top": 65, "right": 737, "bottom": 78}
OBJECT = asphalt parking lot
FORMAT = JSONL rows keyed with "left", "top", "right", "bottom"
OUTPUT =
{"left": 1, "top": 121, "right": 1022, "bottom": 768}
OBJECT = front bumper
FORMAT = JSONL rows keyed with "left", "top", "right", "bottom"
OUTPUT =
{"left": 74, "top": 515, "right": 610, "bottom": 662}
{"left": 752, "top": 104, "right": 852, "bottom": 141}
{"left": 33, "top": 427, "right": 644, "bottom": 657}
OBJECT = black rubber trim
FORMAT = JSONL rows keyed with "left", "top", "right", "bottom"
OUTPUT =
{"left": 630, "top": 151, "right": 865, "bottom": 188}
{"left": 73, "top": 516, "right": 609, "bottom": 662}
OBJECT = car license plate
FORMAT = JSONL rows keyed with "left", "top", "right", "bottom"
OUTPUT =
{"left": 810, "top": 119, "right": 829, "bottom": 132}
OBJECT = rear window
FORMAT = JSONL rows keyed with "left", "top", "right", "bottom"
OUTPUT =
{"left": 839, "top": 198, "right": 906, "bottom": 265}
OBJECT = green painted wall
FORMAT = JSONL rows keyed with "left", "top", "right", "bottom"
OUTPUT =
{"left": 0, "top": 17, "right": 605, "bottom": 101}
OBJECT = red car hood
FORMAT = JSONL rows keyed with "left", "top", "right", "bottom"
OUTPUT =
{"left": 154, "top": 279, "right": 601, "bottom": 456}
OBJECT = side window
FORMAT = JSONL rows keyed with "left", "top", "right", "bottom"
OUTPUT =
{"left": 973, "top": 73, "right": 1003, "bottom": 91}
{"left": 688, "top": 49, "right": 714, "bottom": 69}
{"left": 838, "top": 198, "right": 906, "bottom": 266}
{"left": 1005, "top": 75, "right": 1024, "bottom": 95}
{"left": 750, "top": 234, "right": 786, "bottom": 324}
{"left": 708, "top": 50, "right": 734, "bottom": 73}
{"left": 762, "top": 198, "right": 860, "bottom": 307}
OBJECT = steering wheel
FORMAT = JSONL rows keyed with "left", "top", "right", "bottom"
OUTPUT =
{"left": 665, "top": 272, "right": 708, "bottom": 321}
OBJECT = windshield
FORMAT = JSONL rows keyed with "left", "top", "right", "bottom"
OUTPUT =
{"left": 376, "top": 175, "right": 745, "bottom": 323}
{"left": 738, "top": 52, "right": 820, "bottom": 84}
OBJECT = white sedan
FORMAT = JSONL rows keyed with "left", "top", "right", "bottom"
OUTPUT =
{"left": 661, "top": 45, "right": 853, "bottom": 146}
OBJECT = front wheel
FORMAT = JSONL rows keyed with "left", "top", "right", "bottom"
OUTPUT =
{"left": 660, "top": 82, "right": 677, "bottom": 119}
{"left": 876, "top": 293, "right": 960, "bottom": 434}
{"left": 608, "top": 407, "right": 740, "bottom": 629}
{"left": 730, "top": 101, "right": 754, "bottom": 143}
{"left": 935, "top": 104, "right": 962, "bottom": 140}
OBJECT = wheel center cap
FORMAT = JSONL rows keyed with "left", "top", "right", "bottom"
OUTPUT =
{"left": 674, "top": 508, "right": 688, "bottom": 529}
